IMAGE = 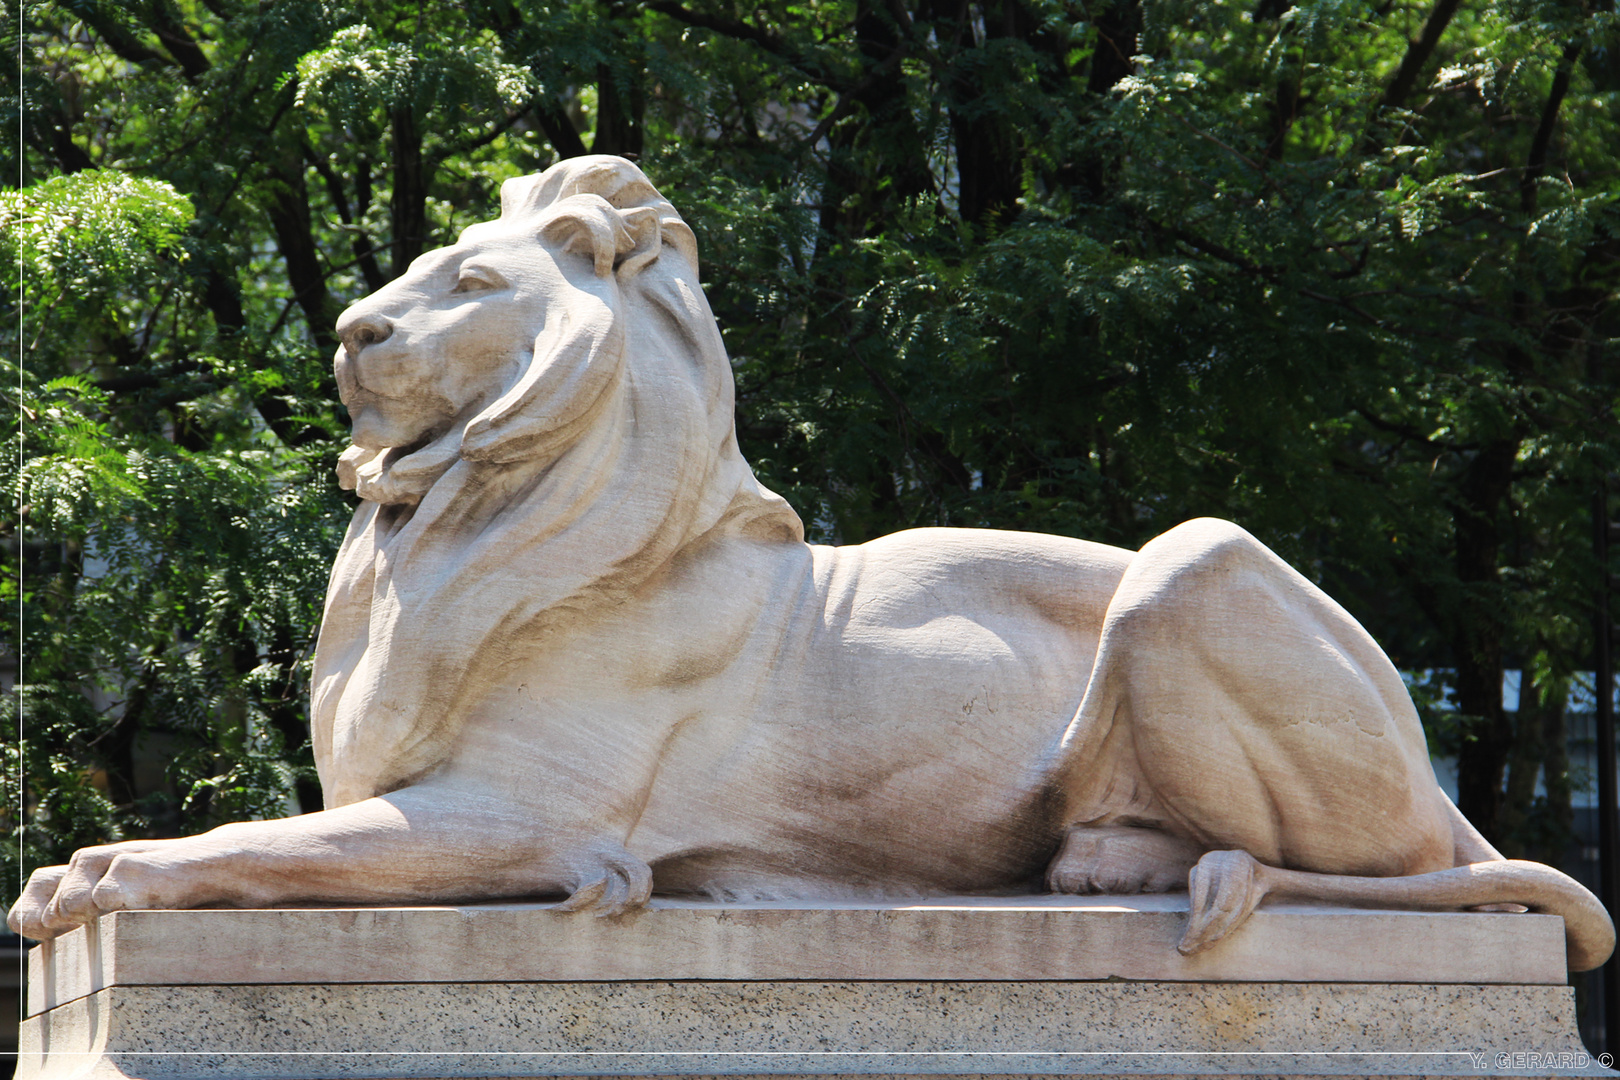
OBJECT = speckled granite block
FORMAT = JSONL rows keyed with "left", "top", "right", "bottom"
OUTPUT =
{"left": 16, "top": 981, "right": 1612, "bottom": 1080}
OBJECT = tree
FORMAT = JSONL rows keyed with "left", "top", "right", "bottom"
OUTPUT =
{"left": 8, "top": 0, "right": 1617, "bottom": 905}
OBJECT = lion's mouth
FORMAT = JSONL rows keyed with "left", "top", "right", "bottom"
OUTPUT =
{"left": 335, "top": 345, "right": 414, "bottom": 410}
{"left": 333, "top": 347, "right": 370, "bottom": 409}
{"left": 392, "top": 432, "right": 437, "bottom": 457}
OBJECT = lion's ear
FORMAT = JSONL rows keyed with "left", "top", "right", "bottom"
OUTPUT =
{"left": 541, "top": 195, "right": 665, "bottom": 279}
{"left": 614, "top": 206, "right": 662, "bottom": 277}
{"left": 540, "top": 195, "right": 621, "bottom": 277}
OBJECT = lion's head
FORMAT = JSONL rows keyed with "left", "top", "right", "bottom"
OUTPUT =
{"left": 311, "top": 156, "right": 802, "bottom": 807}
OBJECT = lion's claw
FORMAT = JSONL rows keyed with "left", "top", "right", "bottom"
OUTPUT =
{"left": 8, "top": 865, "right": 71, "bottom": 941}
{"left": 8, "top": 840, "right": 183, "bottom": 941}
{"left": 558, "top": 876, "right": 609, "bottom": 912}
{"left": 1178, "top": 849, "right": 1271, "bottom": 955}
{"left": 557, "top": 850, "right": 653, "bottom": 917}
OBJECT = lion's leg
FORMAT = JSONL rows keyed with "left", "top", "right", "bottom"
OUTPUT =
{"left": 1045, "top": 823, "right": 1203, "bottom": 895}
{"left": 7, "top": 781, "right": 651, "bottom": 941}
{"left": 1049, "top": 519, "right": 1463, "bottom": 951}
{"left": 1061, "top": 518, "right": 1453, "bottom": 876}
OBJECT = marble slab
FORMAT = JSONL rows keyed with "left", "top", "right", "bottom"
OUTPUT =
{"left": 28, "top": 894, "right": 1569, "bottom": 1016}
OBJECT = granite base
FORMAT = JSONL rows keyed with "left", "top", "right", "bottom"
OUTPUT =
{"left": 18, "top": 980, "right": 1609, "bottom": 1080}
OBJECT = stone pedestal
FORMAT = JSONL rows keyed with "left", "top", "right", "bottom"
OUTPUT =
{"left": 18, "top": 896, "right": 1609, "bottom": 1080}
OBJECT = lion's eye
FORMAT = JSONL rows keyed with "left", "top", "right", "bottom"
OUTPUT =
{"left": 452, "top": 268, "right": 504, "bottom": 294}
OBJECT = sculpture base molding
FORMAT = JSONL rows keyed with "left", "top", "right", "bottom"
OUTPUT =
{"left": 18, "top": 899, "right": 1609, "bottom": 1080}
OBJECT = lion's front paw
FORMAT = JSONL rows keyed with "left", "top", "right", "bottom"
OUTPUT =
{"left": 7, "top": 840, "right": 187, "bottom": 941}
{"left": 556, "top": 846, "right": 653, "bottom": 918}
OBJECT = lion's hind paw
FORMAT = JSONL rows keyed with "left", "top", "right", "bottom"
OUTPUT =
{"left": 1178, "top": 849, "right": 1272, "bottom": 956}
{"left": 557, "top": 850, "right": 654, "bottom": 918}
{"left": 1046, "top": 824, "right": 1201, "bottom": 895}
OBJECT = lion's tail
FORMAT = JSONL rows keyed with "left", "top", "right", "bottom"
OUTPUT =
{"left": 1264, "top": 856, "right": 1614, "bottom": 971}
{"left": 1443, "top": 796, "right": 1614, "bottom": 972}
{"left": 1257, "top": 797, "right": 1613, "bottom": 971}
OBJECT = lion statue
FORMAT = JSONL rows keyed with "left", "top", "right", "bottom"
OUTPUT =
{"left": 11, "top": 156, "right": 1613, "bottom": 971}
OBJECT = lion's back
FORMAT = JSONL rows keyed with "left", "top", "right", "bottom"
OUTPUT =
{"left": 830, "top": 527, "right": 1132, "bottom": 636}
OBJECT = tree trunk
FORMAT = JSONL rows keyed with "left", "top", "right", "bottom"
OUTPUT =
{"left": 1451, "top": 438, "right": 1518, "bottom": 843}
{"left": 536, "top": 102, "right": 590, "bottom": 159}
{"left": 265, "top": 154, "right": 338, "bottom": 351}
{"left": 944, "top": 1, "right": 1024, "bottom": 225}
{"left": 817, "top": 0, "right": 934, "bottom": 246}
{"left": 1538, "top": 680, "right": 1574, "bottom": 863}
{"left": 390, "top": 106, "right": 428, "bottom": 280}
{"left": 593, "top": 61, "right": 645, "bottom": 158}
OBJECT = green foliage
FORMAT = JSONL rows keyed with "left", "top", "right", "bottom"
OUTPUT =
{"left": 9, "top": 0, "right": 1617, "bottom": 909}
{"left": 294, "top": 24, "right": 536, "bottom": 126}
{"left": 3, "top": 171, "right": 193, "bottom": 321}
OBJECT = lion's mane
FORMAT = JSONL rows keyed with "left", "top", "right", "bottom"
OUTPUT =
{"left": 311, "top": 157, "right": 803, "bottom": 807}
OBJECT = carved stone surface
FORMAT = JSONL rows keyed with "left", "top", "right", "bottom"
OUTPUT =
{"left": 26, "top": 901, "right": 1570, "bottom": 1016}
{"left": 8, "top": 155, "right": 1614, "bottom": 975}
{"left": 15, "top": 903, "right": 1610, "bottom": 1080}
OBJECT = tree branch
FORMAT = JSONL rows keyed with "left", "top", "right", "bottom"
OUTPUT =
{"left": 302, "top": 141, "right": 386, "bottom": 292}
{"left": 32, "top": 110, "right": 96, "bottom": 173}
{"left": 1353, "top": 403, "right": 1475, "bottom": 453}
{"left": 534, "top": 101, "right": 590, "bottom": 159}
{"left": 442, "top": 102, "right": 539, "bottom": 159}
{"left": 1084, "top": 0, "right": 1141, "bottom": 95}
{"left": 263, "top": 239, "right": 407, "bottom": 341}
{"left": 643, "top": 1, "right": 793, "bottom": 59}
{"left": 94, "top": 358, "right": 204, "bottom": 394}
{"left": 1520, "top": 41, "right": 1582, "bottom": 217}
{"left": 67, "top": 2, "right": 166, "bottom": 68}
{"left": 800, "top": 41, "right": 910, "bottom": 151}
{"left": 1378, "top": 0, "right": 1463, "bottom": 109}
{"left": 145, "top": 1, "right": 212, "bottom": 82}
{"left": 643, "top": 0, "right": 850, "bottom": 89}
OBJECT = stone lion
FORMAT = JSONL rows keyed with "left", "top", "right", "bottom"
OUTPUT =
{"left": 11, "top": 156, "right": 1613, "bottom": 971}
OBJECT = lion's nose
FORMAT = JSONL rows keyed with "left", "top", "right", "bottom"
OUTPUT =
{"left": 337, "top": 312, "right": 394, "bottom": 353}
